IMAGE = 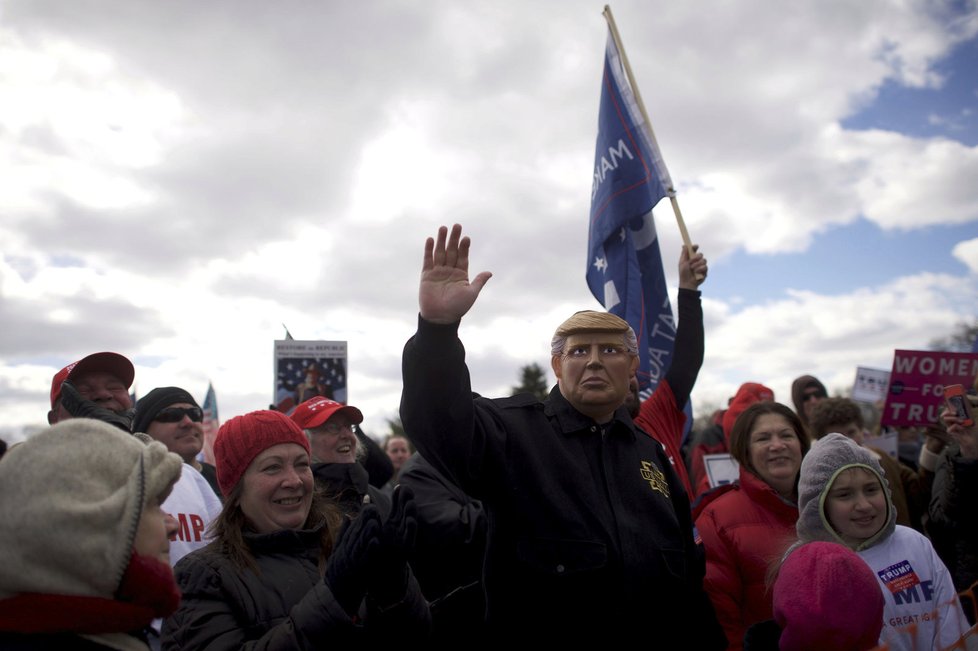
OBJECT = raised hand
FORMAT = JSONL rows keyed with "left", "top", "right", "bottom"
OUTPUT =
{"left": 678, "top": 244, "right": 707, "bottom": 291}
{"left": 942, "top": 405, "right": 978, "bottom": 459}
{"left": 419, "top": 224, "right": 492, "bottom": 324}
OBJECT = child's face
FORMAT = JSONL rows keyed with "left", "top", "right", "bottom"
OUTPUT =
{"left": 825, "top": 467, "right": 887, "bottom": 546}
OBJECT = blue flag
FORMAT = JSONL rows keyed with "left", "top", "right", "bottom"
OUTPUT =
{"left": 587, "top": 29, "right": 677, "bottom": 400}
{"left": 200, "top": 381, "right": 220, "bottom": 464}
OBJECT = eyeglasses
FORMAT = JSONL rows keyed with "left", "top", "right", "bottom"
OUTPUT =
{"left": 315, "top": 421, "right": 356, "bottom": 435}
{"left": 802, "top": 390, "right": 826, "bottom": 402}
{"left": 154, "top": 407, "right": 203, "bottom": 423}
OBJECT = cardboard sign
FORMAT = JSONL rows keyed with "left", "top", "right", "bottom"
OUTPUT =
{"left": 704, "top": 453, "right": 740, "bottom": 489}
{"left": 852, "top": 366, "right": 891, "bottom": 404}
{"left": 881, "top": 350, "right": 978, "bottom": 427}
{"left": 274, "top": 340, "right": 348, "bottom": 414}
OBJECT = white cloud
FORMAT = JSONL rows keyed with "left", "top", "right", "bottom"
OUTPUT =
{"left": 1, "top": 0, "right": 977, "bottom": 442}
{"left": 953, "top": 238, "right": 978, "bottom": 274}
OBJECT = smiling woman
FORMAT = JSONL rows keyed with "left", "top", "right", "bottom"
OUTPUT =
{"left": 161, "top": 410, "right": 431, "bottom": 649}
{"left": 693, "top": 402, "right": 812, "bottom": 651}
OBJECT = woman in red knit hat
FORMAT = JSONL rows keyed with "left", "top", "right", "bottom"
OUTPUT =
{"left": 162, "top": 409, "right": 430, "bottom": 648}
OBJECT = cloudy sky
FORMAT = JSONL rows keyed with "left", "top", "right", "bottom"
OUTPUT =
{"left": 2, "top": 0, "right": 977, "bottom": 444}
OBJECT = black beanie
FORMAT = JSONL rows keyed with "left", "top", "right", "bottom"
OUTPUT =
{"left": 132, "top": 386, "right": 199, "bottom": 435}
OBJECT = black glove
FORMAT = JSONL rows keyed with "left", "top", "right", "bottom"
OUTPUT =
{"left": 59, "top": 380, "right": 134, "bottom": 432}
{"left": 366, "top": 484, "right": 418, "bottom": 604}
{"left": 324, "top": 507, "right": 382, "bottom": 617}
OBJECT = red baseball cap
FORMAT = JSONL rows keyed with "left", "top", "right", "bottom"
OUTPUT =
{"left": 50, "top": 352, "right": 135, "bottom": 408}
{"left": 290, "top": 396, "right": 363, "bottom": 430}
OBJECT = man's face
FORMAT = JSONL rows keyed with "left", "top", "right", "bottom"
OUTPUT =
{"left": 385, "top": 436, "right": 411, "bottom": 471}
{"left": 551, "top": 332, "right": 638, "bottom": 422}
{"left": 50, "top": 370, "right": 132, "bottom": 423}
{"left": 801, "top": 385, "right": 827, "bottom": 420}
{"left": 833, "top": 420, "right": 865, "bottom": 446}
{"left": 146, "top": 402, "right": 204, "bottom": 463}
{"left": 307, "top": 413, "right": 359, "bottom": 464}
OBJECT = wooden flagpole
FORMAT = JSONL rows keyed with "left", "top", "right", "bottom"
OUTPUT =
{"left": 602, "top": 5, "right": 697, "bottom": 263}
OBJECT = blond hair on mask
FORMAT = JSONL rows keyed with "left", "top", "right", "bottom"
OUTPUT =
{"left": 550, "top": 310, "right": 638, "bottom": 357}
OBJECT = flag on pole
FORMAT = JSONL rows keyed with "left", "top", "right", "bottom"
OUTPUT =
{"left": 587, "top": 27, "right": 677, "bottom": 398}
{"left": 200, "top": 382, "right": 220, "bottom": 464}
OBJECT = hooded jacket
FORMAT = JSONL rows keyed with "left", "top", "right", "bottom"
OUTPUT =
{"left": 795, "top": 434, "right": 969, "bottom": 651}
{"left": 790, "top": 375, "right": 826, "bottom": 430}
{"left": 0, "top": 419, "right": 183, "bottom": 651}
{"left": 796, "top": 433, "right": 896, "bottom": 550}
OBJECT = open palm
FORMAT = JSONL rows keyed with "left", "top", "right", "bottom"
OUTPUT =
{"left": 419, "top": 224, "right": 492, "bottom": 324}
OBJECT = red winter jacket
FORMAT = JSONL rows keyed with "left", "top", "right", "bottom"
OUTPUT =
{"left": 694, "top": 467, "right": 798, "bottom": 651}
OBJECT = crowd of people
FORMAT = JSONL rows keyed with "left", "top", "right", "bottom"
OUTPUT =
{"left": 0, "top": 223, "right": 976, "bottom": 650}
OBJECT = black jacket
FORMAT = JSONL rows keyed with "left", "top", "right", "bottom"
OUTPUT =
{"left": 929, "top": 446, "right": 978, "bottom": 592}
{"left": 161, "top": 525, "right": 429, "bottom": 649}
{"left": 400, "top": 317, "right": 725, "bottom": 647}
{"left": 0, "top": 632, "right": 149, "bottom": 650}
{"left": 397, "top": 452, "right": 487, "bottom": 638}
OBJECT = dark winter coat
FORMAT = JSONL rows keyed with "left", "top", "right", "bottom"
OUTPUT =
{"left": 397, "top": 452, "right": 488, "bottom": 639}
{"left": 161, "top": 525, "right": 429, "bottom": 649}
{"left": 400, "top": 316, "right": 726, "bottom": 647}
{"left": 929, "top": 445, "right": 978, "bottom": 592}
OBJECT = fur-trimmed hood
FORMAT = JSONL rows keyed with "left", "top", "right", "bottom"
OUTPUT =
{"left": 795, "top": 433, "right": 896, "bottom": 551}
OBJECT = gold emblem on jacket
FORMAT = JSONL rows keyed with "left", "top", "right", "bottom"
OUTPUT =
{"left": 640, "top": 460, "right": 670, "bottom": 497}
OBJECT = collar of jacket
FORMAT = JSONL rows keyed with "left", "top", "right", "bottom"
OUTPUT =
{"left": 311, "top": 461, "right": 370, "bottom": 494}
{"left": 0, "top": 592, "right": 155, "bottom": 636}
{"left": 739, "top": 465, "right": 799, "bottom": 514}
{"left": 244, "top": 521, "right": 327, "bottom": 554}
{"left": 544, "top": 384, "right": 637, "bottom": 440}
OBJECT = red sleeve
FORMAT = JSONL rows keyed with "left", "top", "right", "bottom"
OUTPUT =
{"left": 634, "top": 379, "right": 692, "bottom": 499}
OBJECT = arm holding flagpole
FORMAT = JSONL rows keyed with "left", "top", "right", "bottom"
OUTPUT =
{"left": 602, "top": 5, "right": 701, "bottom": 279}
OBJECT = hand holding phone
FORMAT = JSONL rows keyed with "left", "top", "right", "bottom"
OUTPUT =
{"left": 944, "top": 384, "right": 975, "bottom": 428}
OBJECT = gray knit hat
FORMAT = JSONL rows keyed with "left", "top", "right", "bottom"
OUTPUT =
{"left": 0, "top": 419, "right": 182, "bottom": 600}
{"left": 795, "top": 432, "right": 896, "bottom": 551}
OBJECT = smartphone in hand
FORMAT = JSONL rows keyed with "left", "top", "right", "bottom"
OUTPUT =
{"left": 944, "top": 384, "right": 975, "bottom": 427}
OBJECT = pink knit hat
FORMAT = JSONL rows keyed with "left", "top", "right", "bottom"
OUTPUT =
{"left": 214, "top": 410, "right": 311, "bottom": 496}
{"left": 774, "top": 541, "right": 883, "bottom": 650}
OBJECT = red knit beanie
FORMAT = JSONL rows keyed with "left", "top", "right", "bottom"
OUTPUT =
{"left": 722, "top": 382, "right": 775, "bottom": 440}
{"left": 214, "top": 410, "right": 311, "bottom": 496}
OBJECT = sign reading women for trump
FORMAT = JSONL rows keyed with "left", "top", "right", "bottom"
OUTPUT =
{"left": 881, "top": 350, "right": 978, "bottom": 426}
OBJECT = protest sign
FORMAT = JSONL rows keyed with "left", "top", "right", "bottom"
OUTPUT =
{"left": 881, "top": 350, "right": 978, "bottom": 427}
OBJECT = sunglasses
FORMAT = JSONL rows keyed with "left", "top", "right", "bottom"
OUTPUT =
{"left": 802, "top": 390, "right": 826, "bottom": 402}
{"left": 154, "top": 407, "right": 203, "bottom": 423}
